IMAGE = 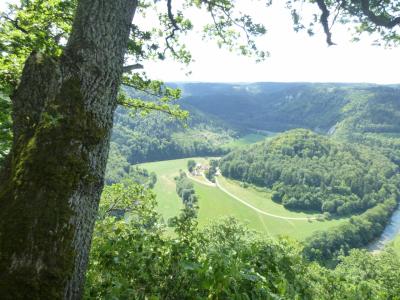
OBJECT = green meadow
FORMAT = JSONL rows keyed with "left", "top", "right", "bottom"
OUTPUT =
{"left": 140, "top": 157, "right": 347, "bottom": 241}
{"left": 223, "top": 133, "right": 268, "bottom": 148}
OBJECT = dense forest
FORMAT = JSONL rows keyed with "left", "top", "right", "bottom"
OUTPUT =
{"left": 177, "top": 84, "right": 399, "bottom": 135}
{"left": 219, "top": 129, "right": 400, "bottom": 260}
{"left": 109, "top": 106, "right": 235, "bottom": 164}
{"left": 304, "top": 197, "right": 397, "bottom": 262}
{"left": 333, "top": 86, "right": 400, "bottom": 164}
{"left": 174, "top": 82, "right": 351, "bottom": 132}
{"left": 220, "top": 129, "right": 399, "bottom": 216}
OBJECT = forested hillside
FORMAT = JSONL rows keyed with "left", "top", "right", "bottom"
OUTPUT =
{"left": 111, "top": 83, "right": 400, "bottom": 167}
{"left": 174, "top": 82, "right": 351, "bottom": 132}
{"left": 105, "top": 106, "right": 236, "bottom": 182}
{"left": 177, "top": 83, "right": 400, "bottom": 165}
{"left": 109, "top": 107, "right": 235, "bottom": 163}
{"left": 220, "top": 129, "right": 399, "bottom": 216}
{"left": 219, "top": 129, "right": 400, "bottom": 261}
{"left": 333, "top": 86, "right": 400, "bottom": 164}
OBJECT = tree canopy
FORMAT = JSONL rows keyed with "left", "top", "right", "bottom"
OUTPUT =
{"left": 220, "top": 129, "right": 399, "bottom": 215}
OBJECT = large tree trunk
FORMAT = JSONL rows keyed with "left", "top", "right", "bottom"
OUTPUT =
{"left": 0, "top": 1, "right": 137, "bottom": 299}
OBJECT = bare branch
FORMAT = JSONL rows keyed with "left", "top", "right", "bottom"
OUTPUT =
{"left": 329, "top": 1, "right": 345, "bottom": 31}
{"left": 167, "top": 0, "right": 179, "bottom": 32}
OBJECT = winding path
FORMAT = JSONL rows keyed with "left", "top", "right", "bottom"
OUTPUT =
{"left": 215, "top": 178, "right": 317, "bottom": 221}
{"left": 187, "top": 172, "right": 317, "bottom": 221}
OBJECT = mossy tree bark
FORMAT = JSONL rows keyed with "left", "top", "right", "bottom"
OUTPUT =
{"left": 0, "top": 0, "right": 138, "bottom": 299}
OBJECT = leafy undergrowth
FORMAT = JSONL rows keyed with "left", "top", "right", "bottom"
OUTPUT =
{"left": 393, "top": 235, "right": 400, "bottom": 256}
{"left": 84, "top": 182, "right": 400, "bottom": 300}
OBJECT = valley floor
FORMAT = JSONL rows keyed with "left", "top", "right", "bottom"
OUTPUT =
{"left": 140, "top": 157, "right": 346, "bottom": 240}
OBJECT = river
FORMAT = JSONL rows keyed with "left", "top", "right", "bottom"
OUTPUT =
{"left": 368, "top": 206, "right": 400, "bottom": 252}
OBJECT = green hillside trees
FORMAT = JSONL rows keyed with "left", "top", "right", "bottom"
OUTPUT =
{"left": 220, "top": 129, "right": 399, "bottom": 216}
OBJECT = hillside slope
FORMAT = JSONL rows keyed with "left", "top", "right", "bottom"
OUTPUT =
{"left": 107, "top": 82, "right": 400, "bottom": 180}
{"left": 219, "top": 129, "right": 399, "bottom": 216}
{"left": 105, "top": 107, "right": 236, "bottom": 182}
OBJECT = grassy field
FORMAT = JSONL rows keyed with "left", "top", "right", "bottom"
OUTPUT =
{"left": 140, "top": 158, "right": 347, "bottom": 241}
{"left": 218, "top": 177, "right": 316, "bottom": 218}
{"left": 223, "top": 133, "right": 268, "bottom": 148}
{"left": 140, "top": 157, "right": 208, "bottom": 221}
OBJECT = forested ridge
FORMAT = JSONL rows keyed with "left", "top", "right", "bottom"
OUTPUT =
{"left": 106, "top": 83, "right": 400, "bottom": 167}
{"left": 175, "top": 83, "right": 400, "bottom": 133}
{"left": 220, "top": 129, "right": 399, "bottom": 216}
{"left": 175, "top": 82, "right": 351, "bottom": 132}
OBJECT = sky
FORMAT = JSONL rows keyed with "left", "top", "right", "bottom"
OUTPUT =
{"left": 1, "top": 0, "right": 400, "bottom": 84}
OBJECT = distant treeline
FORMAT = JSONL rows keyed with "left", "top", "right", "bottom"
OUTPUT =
{"left": 178, "top": 83, "right": 377, "bottom": 132}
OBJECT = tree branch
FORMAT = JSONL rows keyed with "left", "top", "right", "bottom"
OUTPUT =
{"left": 358, "top": 0, "right": 400, "bottom": 28}
{"left": 123, "top": 63, "right": 143, "bottom": 73}
{"left": 122, "top": 82, "right": 164, "bottom": 98}
{"left": 316, "top": 0, "right": 336, "bottom": 46}
{"left": 1, "top": 15, "right": 28, "bottom": 34}
{"left": 118, "top": 98, "right": 181, "bottom": 117}
{"left": 164, "top": 0, "right": 180, "bottom": 57}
